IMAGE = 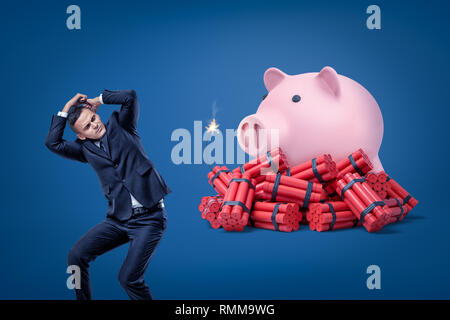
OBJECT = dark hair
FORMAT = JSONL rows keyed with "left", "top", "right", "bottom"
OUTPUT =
{"left": 67, "top": 105, "right": 86, "bottom": 132}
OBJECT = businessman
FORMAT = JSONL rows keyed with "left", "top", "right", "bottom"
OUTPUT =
{"left": 45, "top": 90, "right": 171, "bottom": 300}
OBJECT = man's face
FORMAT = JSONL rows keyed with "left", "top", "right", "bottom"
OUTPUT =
{"left": 74, "top": 108, "right": 106, "bottom": 140}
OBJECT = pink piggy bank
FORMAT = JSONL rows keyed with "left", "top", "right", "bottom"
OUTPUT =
{"left": 237, "top": 66, "right": 384, "bottom": 172}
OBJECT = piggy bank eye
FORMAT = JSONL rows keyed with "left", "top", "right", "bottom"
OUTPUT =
{"left": 262, "top": 93, "right": 268, "bottom": 101}
{"left": 292, "top": 95, "right": 301, "bottom": 103}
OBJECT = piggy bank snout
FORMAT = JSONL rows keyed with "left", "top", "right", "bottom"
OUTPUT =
{"left": 237, "top": 115, "right": 267, "bottom": 157}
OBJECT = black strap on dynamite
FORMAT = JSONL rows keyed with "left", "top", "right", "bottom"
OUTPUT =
{"left": 359, "top": 201, "right": 385, "bottom": 224}
{"left": 271, "top": 173, "right": 282, "bottom": 201}
{"left": 239, "top": 165, "right": 245, "bottom": 174}
{"left": 302, "top": 182, "right": 313, "bottom": 209}
{"left": 340, "top": 178, "right": 365, "bottom": 200}
{"left": 394, "top": 198, "right": 404, "bottom": 221}
{"left": 266, "top": 151, "right": 277, "bottom": 173}
{"left": 285, "top": 168, "right": 291, "bottom": 177}
{"left": 403, "top": 194, "right": 412, "bottom": 205}
{"left": 248, "top": 201, "right": 256, "bottom": 226}
{"left": 312, "top": 158, "right": 325, "bottom": 183}
{"left": 327, "top": 203, "right": 337, "bottom": 231}
{"left": 349, "top": 154, "right": 364, "bottom": 176}
{"left": 222, "top": 201, "right": 251, "bottom": 214}
{"left": 271, "top": 203, "right": 282, "bottom": 231}
{"left": 210, "top": 169, "right": 230, "bottom": 186}
{"left": 228, "top": 178, "right": 255, "bottom": 190}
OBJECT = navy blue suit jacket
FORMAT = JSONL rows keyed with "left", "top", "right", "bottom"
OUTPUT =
{"left": 45, "top": 89, "right": 171, "bottom": 221}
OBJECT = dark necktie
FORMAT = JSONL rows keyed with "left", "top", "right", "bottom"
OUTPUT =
{"left": 99, "top": 141, "right": 106, "bottom": 152}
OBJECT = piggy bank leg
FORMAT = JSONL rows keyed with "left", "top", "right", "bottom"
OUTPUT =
{"left": 370, "top": 155, "right": 384, "bottom": 173}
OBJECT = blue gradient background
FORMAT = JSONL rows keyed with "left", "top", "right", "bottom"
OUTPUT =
{"left": 0, "top": 0, "right": 448, "bottom": 299}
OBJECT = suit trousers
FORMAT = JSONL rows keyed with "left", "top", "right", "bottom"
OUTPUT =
{"left": 67, "top": 207, "right": 167, "bottom": 300}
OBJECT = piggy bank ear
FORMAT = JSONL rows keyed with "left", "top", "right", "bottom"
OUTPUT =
{"left": 317, "top": 66, "right": 340, "bottom": 96}
{"left": 264, "top": 67, "right": 287, "bottom": 91}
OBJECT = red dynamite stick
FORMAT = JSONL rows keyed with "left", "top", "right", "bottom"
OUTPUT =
{"left": 366, "top": 173, "right": 378, "bottom": 184}
{"left": 315, "top": 220, "right": 360, "bottom": 232}
{"left": 252, "top": 221, "right": 293, "bottom": 232}
{"left": 205, "top": 197, "right": 221, "bottom": 212}
{"left": 312, "top": 201, "right": 350, "bottom": 213}
{"left": 309, "top": 221, "right": 317, "bottom": 230}
{"left": 378, "top": 190, "right": 387, "bottom": 199}
{"left": 306, "top": 209, "right": 314, "bottom": 222}
{"left": 217, "top": 216, "right": 226, "bottom": 225}
{"left": 374, "top": 182, "right": 383, "bottom": 192}
{"left": 292, "top": 207, "right": 301, "bottom": 231}
{"left": 318, "top": 211, "right": 356, "bottom": 224}
{"left": 198, "top": 203, "right": 205, "bottom": 212}
{"left": 206, "top": 212, "right": 216, "bottom": 221}
{"left": 265, "top": 174, "right": 324, "bottom": 193}
{"left": 210, "top": 219, "right": 221, "bottom": 229}
{"left": 251, "top": 210, "right": 291, "bottom": 224}
{"left": 378, "top": 171, "right": 388, "bottom": 183}
{"left": 253, "top": 201, "right": 294, "bottom": 214}
{"left": 238, "top": 183, "right": 255, "bottom": 227}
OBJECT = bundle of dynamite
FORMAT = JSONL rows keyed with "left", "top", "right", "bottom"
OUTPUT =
{"left": 336, "top": 172, "right": 392, "bottom": 232}
{"left": 218, "top": 172, "right": 256, "bottom": 232}
{"left": 199, "top": 147, "right": 418, "bottom": 233}
{"left": 255, "top": 174, "right": 324, "bottom": 209}
{"left": 306, "top": 201, "right": 360, "bottom": 232}
{"left": 324, "top": 149, "right": 374, "bottom": 201}
{"left": 385, "top": 176, "right": 418, "bottom": 212}
{"left": 365, "top": 171, "right": 390, "bottom": 199}
{"left": 249, "top": 201, "right": 301, "bottom": 232}
{"left": 198, "top": 196, "right": 223, "bottom": 229}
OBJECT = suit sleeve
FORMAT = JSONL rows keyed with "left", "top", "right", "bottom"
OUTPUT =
{"left": 101, "top": 89, "right": 139, "bottom": 135}
{"left": 44, "top": 115, "right": 87, "bottom": 163}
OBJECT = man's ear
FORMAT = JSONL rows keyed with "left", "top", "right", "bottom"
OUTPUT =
{"left": 77, "top": 133, "right": 86, "bottom": 140}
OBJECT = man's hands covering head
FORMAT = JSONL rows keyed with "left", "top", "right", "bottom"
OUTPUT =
{"left": 62, "top": 93, "right": 102, "bottom": 114}
{"left": 85, "top": 97, "right": 102, "bottom": 113}
{"left": 62, "top": 93, "right": 88, "bottom": 113}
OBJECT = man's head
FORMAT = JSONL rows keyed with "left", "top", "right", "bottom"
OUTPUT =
{"left": 68, "top": 105, "right": 106, "bottom": 140}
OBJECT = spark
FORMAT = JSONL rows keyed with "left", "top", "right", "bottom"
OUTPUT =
{"left": 206, "top": 118, "right": 220, "bottom": 133}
